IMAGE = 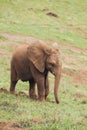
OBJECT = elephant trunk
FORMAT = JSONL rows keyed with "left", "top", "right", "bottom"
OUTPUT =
{"left": 54, "top": 63, "right": 61, "bottom": 104}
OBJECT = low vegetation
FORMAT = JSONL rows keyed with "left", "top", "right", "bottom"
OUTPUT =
{"left": 0, "top": 0, "right": 87, "bottom": 130}
{"left": 0, "top": 0, "right": 87, "bottom": 48}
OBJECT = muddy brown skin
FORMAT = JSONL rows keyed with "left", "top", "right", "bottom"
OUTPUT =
{"left": 10, "top": 41, "right": 62, "bottom": 103}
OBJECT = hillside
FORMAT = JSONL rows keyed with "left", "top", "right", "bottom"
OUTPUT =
{"left": 0, "top": 0, "right": 87, "bottom": 48}
{"left": 0, "top": 0, "right": 87, "bottom": 130}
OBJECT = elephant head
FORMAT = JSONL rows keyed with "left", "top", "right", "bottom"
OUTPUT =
{"left": 27, "top": 41, "right": 62, "bottom": 103}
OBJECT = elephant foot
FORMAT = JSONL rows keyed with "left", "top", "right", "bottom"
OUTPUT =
{"left": 38, "top": 96, "right": 45, "bottom": 102}
{"left": 45, "top": 95, "right": 48, "bottom": 100}
{"left": 10, "top": 91, "right": 18, "bottom": 96}
{"left": 30, "top": 95, "right": 37, "bottom": 100}
{"left": 56, "top": 100, "right": 59, "bottom": 104}
{"left": 10, "top": 90, "right": 15, "bottom": 94}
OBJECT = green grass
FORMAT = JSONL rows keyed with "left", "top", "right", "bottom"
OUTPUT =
{"left": 0, "top": 53, "right": 87, "bottom": 129}
{"left": 0, "top": 78, "right": 87, "bottom": 130}
{"left": 0, "top": 0, "right": 87, "bottom": 130}
{"left": 0, "top": 0, "right": 87, "bottom": 48}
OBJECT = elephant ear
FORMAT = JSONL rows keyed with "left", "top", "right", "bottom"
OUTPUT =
{"left": 27, "top": 43, "right": 45, "bottom": 73}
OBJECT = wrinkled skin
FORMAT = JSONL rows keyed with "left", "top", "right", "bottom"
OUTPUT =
{"left": 10, "top": 41, "right": 62, "bottom": 103}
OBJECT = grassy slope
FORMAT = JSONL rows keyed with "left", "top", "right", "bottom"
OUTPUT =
{"left": 0, "top": 0, "right": 87, "bottom": 48}
{"left": 0, "top": 0, "right": 87, "bottom": 130}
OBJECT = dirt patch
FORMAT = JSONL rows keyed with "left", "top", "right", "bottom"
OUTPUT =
{"left": 46, "top": 11, "right": 58, "bottom": 18}
{"left": 0, "top": 88, "right": 29, "bottom": 97}
{"left": 0, "top": 121, "right": 26, "bottom": 130}
{"left": 73, "top": 89, "right": 87, "bottom": 99}
{"left": 73, "top": 93, "right": 86, "bottom": 99}
{"left": 73, "top": 71, "right": 87, "bottom": 85}
{"left": 63, "top": 69, "right": 87, "bottom": 85}
{"left": 0, "top": 118, "right": 43, "bottom": 130}
{"left": 0, "top": 32, "right": 38, "bottom": 43}
{"left": 30, "top": 118, "right": 42, "bottom": 124}
{"left": 42, "top": 8, "right": 58, "bottom": 18}
{"left": 0, "top": 88, "right": 8, "bottom": 93}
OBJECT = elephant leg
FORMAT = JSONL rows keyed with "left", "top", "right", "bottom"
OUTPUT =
{"left": 37, "top": 77, "right": 45, "bottom": 102}
{"left": 29, "top": 79, "right": 37, "bottom": 99}
{"left": 10, "top": 80, "right": 17, "bottom": 93}
{"left": 10, "top": 64, "right": 18, "bottom": 93}
{"left": 29, "top": 62, "right": 45, "bottom": 102}
{"left": 45, "top": 77, "right": 49, "bottom": 99}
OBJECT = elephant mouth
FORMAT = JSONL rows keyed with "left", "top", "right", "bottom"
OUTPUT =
{"left": 50, "top": 70, "right": 55, "bottom": 75}
{"left": 51, "top": 71, "right": 56, "bottom": 76}
{"left": 52, "top": 72, "right": 56, "bottom": 76}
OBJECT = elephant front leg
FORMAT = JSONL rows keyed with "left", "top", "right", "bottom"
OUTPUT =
{"left": 37, "top": 77, "right": 45, "bottom": 102}
{"left": 29, "top": 79, "right": 37, "bottom": 99}
{"left": 45, "top": 77, "right": 49, "bottom": 100}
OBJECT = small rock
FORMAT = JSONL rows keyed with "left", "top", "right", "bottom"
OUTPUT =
{"left": 46, "top": 11, "right": 58, "bottom": 18}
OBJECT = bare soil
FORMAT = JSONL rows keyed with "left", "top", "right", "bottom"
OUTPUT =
{"left": 0, "top": 121, "right": 27, "bottom": 130}
{"left": 0, "top": 88, "right": 29, "bottom": 98}
{"left": 0, "top": 117, "right": 43, "bottom": 130}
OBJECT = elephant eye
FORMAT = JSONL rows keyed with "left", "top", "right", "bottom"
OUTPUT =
{"left": 51, "top": 63, "right": 55, "bottom": 67}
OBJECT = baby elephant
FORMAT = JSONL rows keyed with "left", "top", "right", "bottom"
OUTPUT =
{"left": 10, "top": 41, "right": 62, "bottom": 103}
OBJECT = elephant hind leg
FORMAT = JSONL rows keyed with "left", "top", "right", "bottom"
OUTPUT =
{"left": 29, "top": 79, "right": 37, "bottom": 99}
{"left": 10, "top": 63, "right": 18, "bottom": 93}
{"left": 10, "top": 80, "right": 18, "bottom": 93}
